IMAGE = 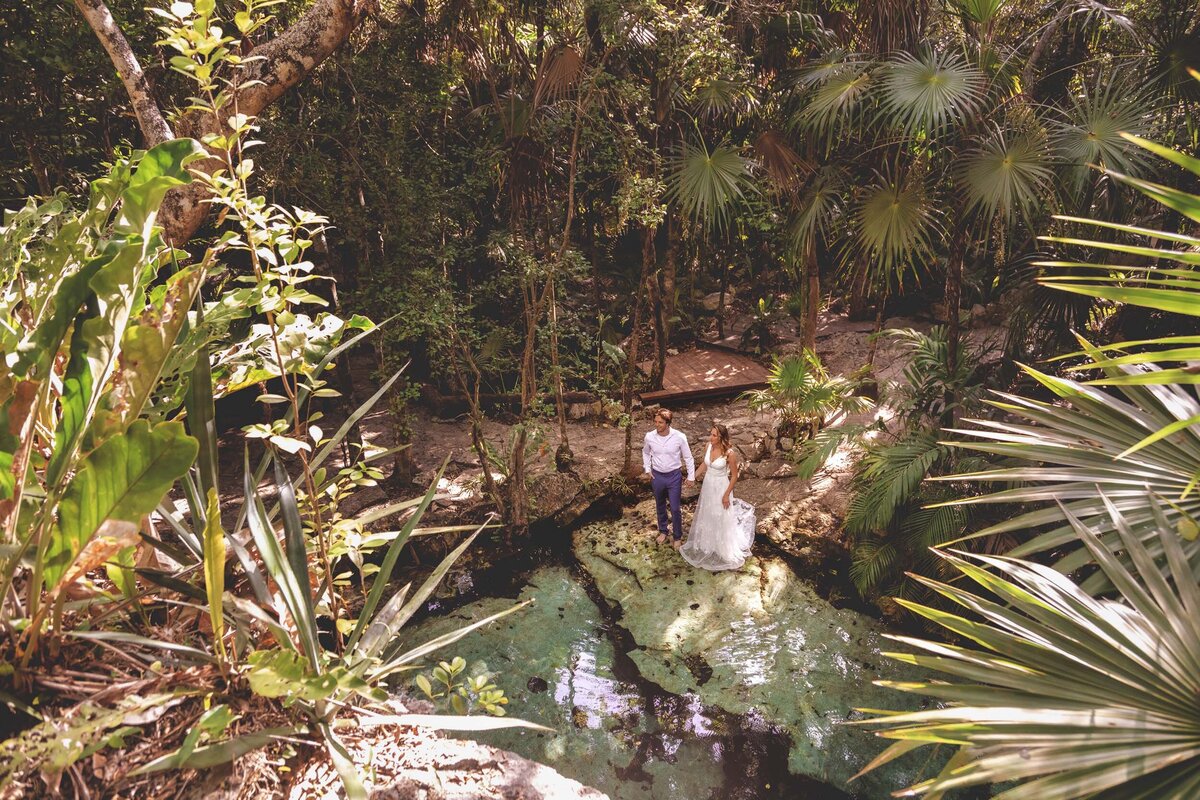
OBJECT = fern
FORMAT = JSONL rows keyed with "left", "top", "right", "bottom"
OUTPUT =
{"left": 849, "top": 538, "right": 900, "bottom": 596}
{"left": 845, "top": 432, "right": 944, "bottom": 536}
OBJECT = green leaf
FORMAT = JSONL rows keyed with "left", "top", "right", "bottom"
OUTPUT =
{"left": 118, "top": 139, "right": 205, "bottom": 234}
{"left": 666, "top": 137, "right": 755, "bottom": 232}
{"left": 346, "top": 458, "right": 449, "bottom": 654}
{"left": 202, "top": 487, "right": 226, "bottom": 661}
{"left": 242, "top": 452, "right": 320, "bottom": 666}
{"left": 881, "top": 49, "right": 985, "bottom": 135}
{"left": 47, "top": 420, "right": 197, "bottom": 591}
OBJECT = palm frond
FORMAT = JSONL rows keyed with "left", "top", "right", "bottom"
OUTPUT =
{"left": 692, "top": 78, "right": 758, "bottom": 120}
{"left": 792, "top": 58, "right": 877, "bottom": 142}
{"left": 955, "top": 0, "right": 1007, "bottom": 25}
{"left": 855, "top": 168, "right": 942, "bottom": 281}
{"left": 880, "top": 49, "right": 986, "bottom": 136}
{"left": 794, "top": 422, "right": 874, "bottom": 480}
{"left": 940, "top": 360, "right": 1200, "bottom": 588}
{"left": 846, "top": 432, "right": 944, "bottom": 535}
{"left": 787, "top": 166, "right": 849, "bottom": 254}
{"left": 666, "top": 137, "right": 755, "bottom": 231}
{"left": 1037, "top": 133, "right": 1200, "bottom": 385}
{"left": 849, "top": 537, "right": 901, "bottom": 596}
{"left": 857, "top": 498, "right": 1200, "bottom": 799}
{"left": 1051, "top": 76, "right": 1157, "bottom": 199}
{"left": 960, "top": 128, "right": 1055, "bottom": 224}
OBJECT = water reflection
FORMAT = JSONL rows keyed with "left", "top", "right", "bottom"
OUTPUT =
{"left": 403, "top": 566, "right": 850, "bottom": 800}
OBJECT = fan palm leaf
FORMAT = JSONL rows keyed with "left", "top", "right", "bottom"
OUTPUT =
{"left": 1051, "top": 77, "right": 1157, "bottom": 198}
{"left": 856, "top": 498, "right": 1200, "bottom": 800}
{"left": 961, "top": 129, "right": 1055, "bottom": 224}
{"left": 793, "top": 62, "right": 876, "bottom": 143}
{"left": 787, "top": 166, "right": 848, "bottom": 254}
{"left": 880, "top": 49, "right": 986, "bottom": 137}
{"left": 666, "top": 136, "right": 755, "bottom": 232}
{"left": 936, "top": 360, "right": 1200, "bottom": 587}
{"left": 856, "top": 168, "right": 942, "bottom": 283}
{"left": 955, "top": 0, "right": 1007, "bottom": 25}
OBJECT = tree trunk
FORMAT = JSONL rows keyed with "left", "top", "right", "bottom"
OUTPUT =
{"left": 650, "top": 274, "right": 666, "bottom": 389}
{"left": 944, "top": 224, "right": 968, "bottom": 376}
{"left": 802, "top": 239, "right": 819, "bottom": 351}
{"left": 23, "top": 130, "right": 52, "bottom": 196}
{"left": 78, "top": 0, "right": 371, "bottom": 245}
{"left": 717, "top": 254, "right": 730, "bottom": 339}
{"left": 622, "top": 226, "right": 655, "bottom": 472}
{"left": 848, "top": 256, "right": 870, "bottom": 321}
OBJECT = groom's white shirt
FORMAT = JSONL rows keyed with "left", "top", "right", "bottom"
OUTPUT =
{"left": 643, "top": 427, "right": 696, "bottom": 481}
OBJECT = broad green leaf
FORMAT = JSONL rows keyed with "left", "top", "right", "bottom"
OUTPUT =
{"left": 47, "top": 420, "right": 197, "bottom": 591}
{"left": 117, "top": 139, "right": 205, "bottom": 234}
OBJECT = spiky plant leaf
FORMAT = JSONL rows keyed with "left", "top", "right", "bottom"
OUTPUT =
{"left": 938, "top": 360, "right": 1200, "bottom": 587}
{"left": 787, "top": 166, "right": 848, "bottom": 254}
{"left": 857, "top": 499, "right": 1200, "bottom": 799}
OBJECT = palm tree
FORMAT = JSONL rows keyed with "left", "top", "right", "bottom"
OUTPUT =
{"left": 786, "top": 1, "right": 1156, "bottom": 374}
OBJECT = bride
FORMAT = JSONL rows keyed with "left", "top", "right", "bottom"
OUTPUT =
{"left": 680, "top": 423, "right": 756, "bottom": 571}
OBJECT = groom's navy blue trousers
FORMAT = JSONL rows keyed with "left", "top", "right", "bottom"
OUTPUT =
{"left": 651, "top": 468, "right": 684, "bottom": 540}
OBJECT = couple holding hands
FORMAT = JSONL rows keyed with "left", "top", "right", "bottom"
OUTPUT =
{"left": 642, "top": 408, "right": 756, "bottom": 572}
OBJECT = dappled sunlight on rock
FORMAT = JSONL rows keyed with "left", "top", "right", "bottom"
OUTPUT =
{"left": 575, "top": 516, "right": 940, "bottom": 796}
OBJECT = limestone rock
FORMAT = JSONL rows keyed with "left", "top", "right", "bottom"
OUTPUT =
{"left": 280, "top": 709, "right": 609, "bottom": 800}
{"left": 572, "top": 514, "right": 941, "bottom": 797}
{"left": 701, "top": 288, "right": 734, "bottom": 311}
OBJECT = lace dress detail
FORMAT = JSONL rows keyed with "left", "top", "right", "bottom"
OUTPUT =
{"left": 680, "top": 444, "right": 756, "bottom": 571}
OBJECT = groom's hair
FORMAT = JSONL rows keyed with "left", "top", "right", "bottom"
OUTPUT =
{"left": 655, "top": 408, "right": 673, "bottom": 424}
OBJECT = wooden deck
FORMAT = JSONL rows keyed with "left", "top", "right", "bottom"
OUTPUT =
{"left": 638, "top": 344, "right": 770, "bottom": 404}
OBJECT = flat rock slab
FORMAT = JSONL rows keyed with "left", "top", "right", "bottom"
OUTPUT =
{"left": 573, "top": 514, "right": 939, "bottom": 797}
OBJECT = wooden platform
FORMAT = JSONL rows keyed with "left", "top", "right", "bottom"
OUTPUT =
{"left": 638, "top": 345, "right": 770, "bottom": 405}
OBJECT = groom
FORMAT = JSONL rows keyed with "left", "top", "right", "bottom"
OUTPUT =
{"left": 643, "top": 409, "right": 696, "bottom": 548}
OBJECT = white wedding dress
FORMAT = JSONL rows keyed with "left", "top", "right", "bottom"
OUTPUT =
{"left": 680, "top": 444, "right": 756, "bottom": 571}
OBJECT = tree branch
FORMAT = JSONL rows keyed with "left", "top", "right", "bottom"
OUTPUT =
{"left": 74, "top": 0, "right": 174, "bottom": 145}
{"left": 77, "top": 0, "right": 371, "bottom": 244}
{"left": 236, "top": 0, "right": 373, "bottom": 117}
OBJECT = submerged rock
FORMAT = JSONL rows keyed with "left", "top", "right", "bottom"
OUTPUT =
{"left": 573, "top": 516, "right": 938, "bottom": 797}
{"left": 402, "top": 567, "right": 831, "bottom": 800}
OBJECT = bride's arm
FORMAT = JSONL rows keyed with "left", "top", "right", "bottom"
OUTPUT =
{"left": 695, "top": 442, "right": 709, "bottom": 480}
{"left": 722, "top": 451, "right": 740, "bottom": 507}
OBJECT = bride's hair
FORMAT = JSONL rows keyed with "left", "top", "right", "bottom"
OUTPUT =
{"left": 711, "top": 423, "right": 731, "bottom": 450}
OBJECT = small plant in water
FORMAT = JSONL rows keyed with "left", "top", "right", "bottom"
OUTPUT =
{"left": 415, "top": 657, "right": 510, "bottom": 716}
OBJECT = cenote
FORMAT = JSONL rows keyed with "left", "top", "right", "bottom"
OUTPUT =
{"left": 401, "top": 507, "right": 944, "bottom": 800}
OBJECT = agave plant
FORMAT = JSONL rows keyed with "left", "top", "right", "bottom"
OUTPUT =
{"left": 857, "top": 498, "right": 1200, "bottom": 799}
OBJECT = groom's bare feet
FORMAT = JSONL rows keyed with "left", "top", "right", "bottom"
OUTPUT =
{"left": 655, "top": 532, "right": 668, "bottom": 545}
